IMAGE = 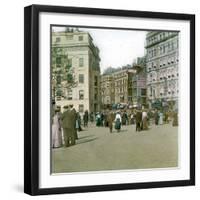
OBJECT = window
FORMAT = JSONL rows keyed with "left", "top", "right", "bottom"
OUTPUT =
{"left": 56, "top": 37, "right": 60, "bottom": 42}
{"left": 79, "top": 104, "right": 84, "bottom": 113}
{"left": 79, "top": 90, "right": 84, "bottom": 100}
{"left": 141, "top": 89, "right": 146, "bottom": 96}
{"left": 94, "top": 94, "right": 97, "bottom": 100}
{"left": 79, "top": 58, "right": 84, "bottom": 67}
{"left": 78, "top": 36, "right": 83, "bottom": 41}
{"left": 160, "top": 46, "right": 162, "bottom": 55}
{"left": 168, "top": 43, "right": 170, "bottom": 51}
{"left": 171, "top": 42, "right": 174, "bottom": 50}
{"left": 67, "top": 89, "right": 72, "bottom": 100}
{"left": 79, "top": 74, "right": 84, "bottom": 83}
{"left": 154, "top": 49, "right": 157, "bottom": 56}
{"left": 163, "top": 32, "right": 165, "bottom": 38}
{"left": 163, "top": 45, "right": 165, "bottom": 53}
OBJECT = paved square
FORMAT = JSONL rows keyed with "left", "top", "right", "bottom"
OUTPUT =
{"left": 52, "top": 123, "right": 178, "bottom": 173}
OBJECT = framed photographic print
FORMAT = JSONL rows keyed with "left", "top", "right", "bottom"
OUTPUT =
{"left": 24, "top": 4, "right": 195, "bottom": 195}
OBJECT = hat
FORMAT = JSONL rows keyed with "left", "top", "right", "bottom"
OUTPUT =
{"left": 63, "top": 105, "right": 69, "bottom": 109}
{"left": 55, "top": 108, "right": 60, "bottom": 112}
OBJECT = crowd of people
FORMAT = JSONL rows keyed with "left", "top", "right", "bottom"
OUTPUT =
{"left": 52, "top": 104, "right": 178, "bottom": 148}
{"left": 94, "top": 108, "right": 178, "bottom": 133}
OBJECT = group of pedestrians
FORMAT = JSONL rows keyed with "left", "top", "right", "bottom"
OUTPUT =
{"left": 52, "top": 105, "right": 83, "bottom": 148}
{"left": 52, "top": 105, "right": 179, "bottom": 148}
{"left": 95, "top": 108, "right": 178, "bottom": 133}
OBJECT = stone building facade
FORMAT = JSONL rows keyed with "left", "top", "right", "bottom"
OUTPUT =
{"left": 100, "top": 74, "right": 115, "bottom": 107}
{"left": 100, "top": 68, "right": 135, "bottom": 107}
{"left": 51, "top": 29, "right": 101, "bottom": 113}
{"left": 145, "top": 31, "right": 179, "bottom": 110}
{"left": 113, "top": 69, "right": 134, "bottom": 104}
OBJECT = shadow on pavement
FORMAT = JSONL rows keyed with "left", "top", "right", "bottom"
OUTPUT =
{"left": 78, "top": 135, "right": 95, "bottom": 140}
{"left": 76, "top": 137, "right": 98, "bottom": 145}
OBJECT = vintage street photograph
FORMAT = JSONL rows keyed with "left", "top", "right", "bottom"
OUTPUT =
{"left": 51, "top": 26, "right": 179, "bottom": 174}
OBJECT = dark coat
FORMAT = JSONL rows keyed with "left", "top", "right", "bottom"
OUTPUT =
{"left": 61, "top": 109, "right": 76, "bottom": 129}
{"left": 136, "top": 111, "right": 142, "bottom": 123}
{"left": 107, "top": 113, "right": 114, "bottom": 127}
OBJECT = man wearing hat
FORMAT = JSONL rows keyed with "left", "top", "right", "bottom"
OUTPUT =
{"left": 61, "top": 105, "right": 76, "bottom": 147}
{"left": 135, "top": 109, "right": 142, "bottom": 131}
{"left": 69, "top": 104, "right": 78, "bottom": 140}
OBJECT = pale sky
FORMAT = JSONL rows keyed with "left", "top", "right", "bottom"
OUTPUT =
{"left": 53, "top": 26, "right": 147, "bottom": 72}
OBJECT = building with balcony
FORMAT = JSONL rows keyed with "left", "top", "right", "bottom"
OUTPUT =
{"left": 145, "top": 31, "right": 179, "bottom": 110}
{"left": 51, "top": 28, "right": 101, "bottom": 113}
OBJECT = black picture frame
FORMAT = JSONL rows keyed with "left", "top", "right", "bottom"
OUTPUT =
{"left": 24, "top": 4, "right": 195, "bottom": 196}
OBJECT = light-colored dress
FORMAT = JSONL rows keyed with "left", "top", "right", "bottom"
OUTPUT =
{"left": 142, "top": 111, "right": 148, "bottom": 130}
{"left": 115, "top": 114, "right": 122, "bottom": 130}
{"left": 52, "top": 113, "right": 62, "bottom": 148}
{"left": 159, "top": 112, "right": 163, "bottom": 125}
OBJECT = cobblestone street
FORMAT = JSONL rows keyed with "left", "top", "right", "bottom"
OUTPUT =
{"left": 52, "top": 123, "right": 178, "bottom": 173}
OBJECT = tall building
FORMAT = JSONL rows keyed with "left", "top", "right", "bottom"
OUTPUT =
{"left": 145, "top": 31, "right": 179, "bottom": 110}
{"left": 100, "top": 68, "right": 135, "bottom": 107}
{"left": 132, "top": 56, "right": 147, "bottom": 107}
{"left": 51, "top": 29, "right": 101, "bottom": 113}
{"left": 100, "top": 74, "right": 115, "bottom": 108}
{"left": 113, "top": 69, "right": 134, "bottom": 104}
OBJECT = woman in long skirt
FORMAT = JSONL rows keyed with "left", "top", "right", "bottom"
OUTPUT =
{"left": 52, "top": 109, "right": 62, "bottom": 148}
{"left": 96, "top": 113, "right": 101, "bottom": 127}
{"left": 115, "top": 112, "right": 122, "bottom": 132}
{"left": 142, "top": 110, "right": 148, "bottom": 130}
{"left": 159, "top": 112, "right": 163, "bottom": 125}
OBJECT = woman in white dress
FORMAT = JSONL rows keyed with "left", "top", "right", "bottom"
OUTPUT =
{"left": 115, "top": 112, "right": 122, "bottom": 132}
{"left": 52, "top": 109, "right": 62, "bottom": 148}
{"left": 142, "top": 110, "right": 148, "bottom": 130}
{"left": 159, "top": 111, "right": 163, "bottom": 125}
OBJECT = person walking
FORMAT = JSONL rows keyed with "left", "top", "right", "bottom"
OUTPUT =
{"left": 104, "top": 112, "right": 109, "bottom": 127}
{"left": 70, "top": 105, "right": 78, "bottom": 140}
{"left": 96, "top": 112, "right": 101, "bottom": 127}
{"left": 83, "top": 110, "right": 89, "bottom": 127}
{"left": 76, "top": 112, "right": 82, "bottom": 132}
{"left": 130, "top": 112, "right": 135, "bottom": 125}
{"left": 164, "top": 111, "right": 169, "bottom": 124}
{"left": 52, "top": 108, "right": 62, "bottom": 148}
{"left": 61, "top": 105, "right": 76, "bottom": 147}
{"left": 107, "top": 111, "right": 114, "bottom": 133}
{"left": 172, "top": 111, "right": 178, "bottom": 126}
{"left": 142, "top": 109, "right": 148, "bottom": 130}
{"left": 100, "top": 112, "right": 104, "bottom": 126}
{"left": 90, "top": 112, "right": 94, "bottom": 122}
{"left": 114, "top": 111, "right": 122, "bottom": 132}
{"left": 136, "top": 109, "right": 142, "bottom": 131}
{"left": 159, "top": 111, "right": 163, "bottom": 125}
{"left": 154, "top": 109, "right": 159, "bottom": 125}
{"left": 122, "top": 111, "right": 127, "bottom": 126}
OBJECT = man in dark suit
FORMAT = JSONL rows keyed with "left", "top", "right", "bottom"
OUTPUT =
{"left": 69, "top": 104, "right": 78, "bottom": 140}
{"left": 107, "top": 111, "right": 114, "bottom": 133}
{"left": 154, "top": 109, "right": 159, "bottom": 125}
{"left": 61, "top": 105, "right": 76, "bottom": 147}
{"left": 136, "top": 109, "right": 142, "bottom": 132}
